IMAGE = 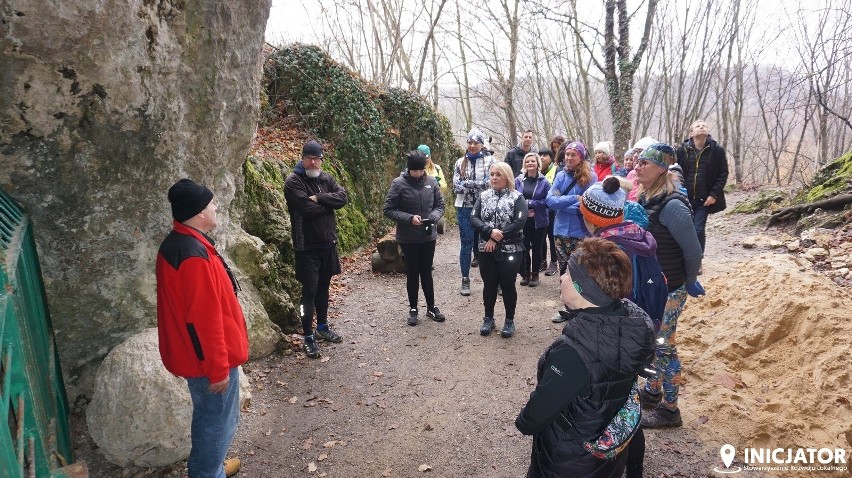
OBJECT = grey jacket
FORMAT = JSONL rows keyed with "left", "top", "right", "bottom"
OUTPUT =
{"left": 383, "top": 171, "right": 445, "bottom": 243}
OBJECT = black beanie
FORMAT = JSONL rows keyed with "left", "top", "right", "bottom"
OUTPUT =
{"left": 168, "top": 179, "right": 214, "bottom": 222}
{"left": 407, "top": 150, "right": 427, "bottom": 171}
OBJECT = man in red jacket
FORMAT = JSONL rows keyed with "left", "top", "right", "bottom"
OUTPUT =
{"left": 157, "top": 178, "right": 248, "bottom": 478}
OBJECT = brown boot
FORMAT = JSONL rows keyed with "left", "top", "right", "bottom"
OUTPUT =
{"left": 528, "top": 273, "right": 539, "bottom": 287}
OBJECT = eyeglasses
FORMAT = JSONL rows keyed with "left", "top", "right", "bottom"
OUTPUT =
{"left": 304, "top": 156, "right": 323, "bottom": 162}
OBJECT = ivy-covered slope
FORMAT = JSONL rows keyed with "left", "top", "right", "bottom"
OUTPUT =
{"left": 235, "top": 44, "right": 460, "bottom": 331}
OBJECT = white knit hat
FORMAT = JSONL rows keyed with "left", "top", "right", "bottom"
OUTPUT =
{"left": 593, "top": 141, "right": 613, "bottom": 157}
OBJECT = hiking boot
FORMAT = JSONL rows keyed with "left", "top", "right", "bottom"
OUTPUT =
{"left": 641, "top": 407, "right": 682, "bottom": 429}
{"left": 552, "top": 311, "right": 568, "bottom": 323}
{"left": 520, "top": 274, "right": 529, "bottom": 286}
{"left": 639, "top": 387, "right": 662, "bottom": 410}
{"left": 544, "top": 262, "right": 558, "bottom": 276}
{"left": 460, "top": 277, "right": 471, "bottom": 296}
{"left": 528, "top": 273, "right": 540, "bottom": 287}
{"left": 480, "top": 317, "right": 495, "bottom": 336}
{"left": 303, "top": 336, "right": 320, "bottom": 359}
{"left": 471, "top": 255, "right": 479, "bottom": 268}
{"left": 540, "top": 259, "right": 548, "bottom": 272}
{"left": 500, "top": 319, "right": 515, "bottom": 338}
{"left": 426, "top": 306, "right": 446, "bottom": 322}
{"left": 224, "top": 458, "right": 241, "bottom": 477}
{"left": 407, "top": 308, "right": 419, "bottom": 326}
{"left": 315, "top": 327, "right": 343, "bottom": 343}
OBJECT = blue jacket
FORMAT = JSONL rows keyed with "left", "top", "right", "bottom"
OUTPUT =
{"left": 515, "top": 173, "right": 551, "bottom": 229}
{"left": 546, "top": 170, "right": 597, "bottom": 238}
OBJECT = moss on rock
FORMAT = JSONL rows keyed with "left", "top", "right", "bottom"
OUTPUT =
{"left": 803, "top": 150, "right": 852, "bottom": 202}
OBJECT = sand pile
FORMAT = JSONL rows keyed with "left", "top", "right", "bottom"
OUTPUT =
{"left": 676, "top": 252, "right": 851, "bottom": 468}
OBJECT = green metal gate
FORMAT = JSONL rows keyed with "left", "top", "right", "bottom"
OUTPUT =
{"left": 1, "top": 189, "right": 87, "bottom": 477}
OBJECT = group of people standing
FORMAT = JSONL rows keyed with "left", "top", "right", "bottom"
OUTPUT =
{"left": 152, "top": 118, "right": 728, "bottom": 477}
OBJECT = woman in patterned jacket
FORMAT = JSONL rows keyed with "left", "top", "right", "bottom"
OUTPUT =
{"left": 470, "top": 162, "right": 527, "bottom": 338}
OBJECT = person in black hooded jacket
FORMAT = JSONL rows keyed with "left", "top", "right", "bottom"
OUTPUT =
{"left": 383, "top": 150, "right": 446, "bottom": 326}
{"left": 516, "top": 238, "right": 655, "bottom": 478}
{"left": 675, "top": 119, "right": 728, "bottom": 252}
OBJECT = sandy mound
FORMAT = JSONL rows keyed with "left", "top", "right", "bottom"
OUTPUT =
{"left": 678, "top": 252, "right": 852, "bottom": 470}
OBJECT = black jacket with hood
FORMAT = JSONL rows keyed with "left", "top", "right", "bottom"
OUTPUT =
{"left": 383, "top": 171, "right": 445, "bottom": 243}
{"left": 676, "top": 136, "right": 728, "bottom": 213}
{"left": 284, "top": 161, "right": 349, "bottom": 251}
{"left": 516, "top": 300, "right": 655, "bottom": 478}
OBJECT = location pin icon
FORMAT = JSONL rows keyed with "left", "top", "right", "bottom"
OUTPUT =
{"left": 720, "top": 444, "right": 736, "bottom": 468}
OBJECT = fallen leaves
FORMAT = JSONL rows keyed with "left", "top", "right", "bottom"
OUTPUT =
{"left": 713, "top": 373, "right": 746, "bottom": 391}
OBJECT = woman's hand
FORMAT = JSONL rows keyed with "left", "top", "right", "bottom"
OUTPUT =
{"left": 484, "top": 239, "right": 497, "bottom": 252}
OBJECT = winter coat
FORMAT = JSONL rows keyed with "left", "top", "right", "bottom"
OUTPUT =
{"left": 594, "top": 159, "right": 620, "bottom": 182}
{"left": 516, "top": 300, "right": 655, "bottom": 477}
{"left": 504, "top": 145, "right": 532, "bottom": 177}
{"left": 156, "top": 222, "right": 249, "bottom": 384}
{"left": 471, "top": 188, "right": 528, "bottom": 254}
{"left": 515, "top": 173, "right": 551, "bottom": 229}
{"left": 676, "top": 136, "right": 728, "bottom": 213}
{"left": 546, "top": 169, "right": 598, "bottom": 238}
{"left": 383, "top": 171, "right": 445, "bottom": 243}
{"left": 284, "top": 161, "right": 349, "bottom": 251}
{"left": 452, "top": 153, "right": 497, "bottom": 208}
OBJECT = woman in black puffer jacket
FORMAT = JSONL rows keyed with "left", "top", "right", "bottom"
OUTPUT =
{"left": 516, "top": 238, "right": 655, "bottom": 477}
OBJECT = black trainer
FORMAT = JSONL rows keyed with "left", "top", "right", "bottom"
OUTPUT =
{"left": 426, "top": 306, "right": 445, "bottom": 322}
{"left": 407, "top": 308, "right": 419, "bottom": 326}
{"left": 500, "top": 319, "right": 515, "bottom": 338}
{"left": 315, "top": 327, "right": 343, "bottom": 343}
{"left": 641, "top": 407, "right": 682, "bottom": 428}
{"left": 303, "top": 336, "right": 320, "bottom": 359}
{"left": 471, "top": 255, "right": 479, "bottom": 268}
{"left": 480, "top": 317, "right": 495, "bottom": 336}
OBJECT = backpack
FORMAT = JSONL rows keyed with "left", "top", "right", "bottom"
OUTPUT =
{"left": 631, "top": 254, "right": 667, "bottom": 332}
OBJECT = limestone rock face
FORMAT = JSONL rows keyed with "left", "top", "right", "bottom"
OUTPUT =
{"left": 87, "top": 328, "right": 251, "bottom": 467}
{"left": 0, "top": 0, "right": 273, "bottom": 396}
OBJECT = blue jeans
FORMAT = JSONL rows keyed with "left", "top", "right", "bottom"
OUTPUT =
{"left": 456, "top": 206, "right": 475, "bottom": 277}
{"left": 187, "top": 367, "right": 240, "bottom": 478}
{"left": 692, "top": 200, "right": 709, "bottom": 252}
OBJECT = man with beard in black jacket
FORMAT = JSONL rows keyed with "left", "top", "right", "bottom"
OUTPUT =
{"left": 676, "top": 120, "right": 728, "bottom": 253}
{"left": 285, "top": 140, "right": 349, "bottom": 358}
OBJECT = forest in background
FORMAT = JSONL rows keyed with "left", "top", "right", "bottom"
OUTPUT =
{"left": 266, "top": 0, "right": 852, "bottom": 188}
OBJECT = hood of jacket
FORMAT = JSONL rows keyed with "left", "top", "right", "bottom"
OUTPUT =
{"left": 596, "top": 222, "right": 657, "bottom": 258}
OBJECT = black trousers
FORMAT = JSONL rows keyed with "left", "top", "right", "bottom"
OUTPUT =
{"left": 522, "top": 218, "right": 546, "bottom": 276}
{"left": 478, "top": 250, "right": 522, "bottom": 320}
{"left": 399, "top": 241, "right": 437, "bottom": 310}
{"left": 295, "top": 247, "right": 341, "bottom": 336}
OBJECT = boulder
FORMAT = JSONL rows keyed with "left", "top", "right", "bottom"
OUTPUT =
{"left": 87, "top": 328, "right": 251, "bottom": 467}
{"left": 0, "top": 1, "right": 273, "bottom": 397}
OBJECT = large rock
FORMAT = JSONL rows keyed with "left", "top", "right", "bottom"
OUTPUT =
{"left": 87, "top": 328, "right": 251, "bottom": 467}
{"left": 0, "top": 0, "right": 273, "bottom": 397}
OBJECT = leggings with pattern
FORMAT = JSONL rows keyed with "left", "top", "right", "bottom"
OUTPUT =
{"left": 644, "top": 286, "right": 688, "bottom": 407}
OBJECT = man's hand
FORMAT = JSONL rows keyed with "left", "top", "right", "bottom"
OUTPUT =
{"left": 484, "top": 239, "right": 496, "bottom": 252}
{"left": 309, "top": 195, "right": 318, "bottom": 203}
{"left": 686, "top": 281, "right": 705, "bottom": 298}
{"left": 490, "top": 229, "right": 504, "bottom": 242}
{"left": 411, "top": 215, "right": 423, "bottom": 225}
{"left": 703, "top": 196, "right": 717, "bottom": 207}
{"left": 208, "top": 376, "right": 229, "bottom": 393}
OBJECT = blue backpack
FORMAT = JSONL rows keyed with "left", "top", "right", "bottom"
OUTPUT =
{"left": 631, "top": 254, "right": 667, "bottom": 332}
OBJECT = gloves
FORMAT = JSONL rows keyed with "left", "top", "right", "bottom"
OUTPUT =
{"left": 686, "top": 280, "right": 705, "bottom": 297}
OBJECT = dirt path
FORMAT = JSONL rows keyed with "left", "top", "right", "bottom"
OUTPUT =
{"left": 75, "top": 190, "right": 850, "bottom": 477}
{"left": 227, "top": 191, "right": 783, "bottom": 478}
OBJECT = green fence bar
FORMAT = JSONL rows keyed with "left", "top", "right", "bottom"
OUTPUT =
{"left": 0, "top": 188, "right": 87, "bottom": 477}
